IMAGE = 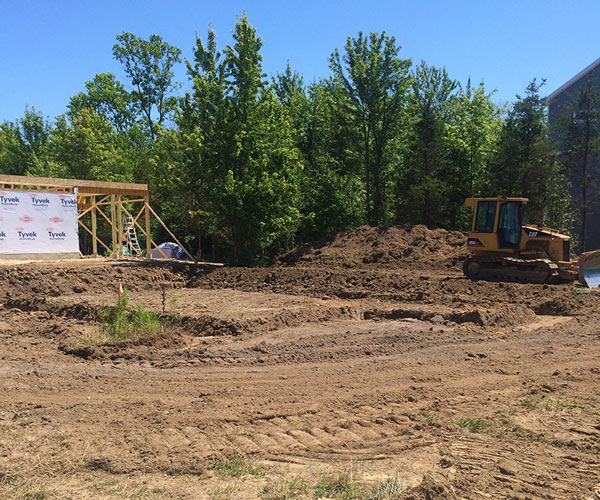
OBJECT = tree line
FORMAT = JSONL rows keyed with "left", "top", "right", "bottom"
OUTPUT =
{"left": 0, "top": 16, "right": 597, "bottom": 263}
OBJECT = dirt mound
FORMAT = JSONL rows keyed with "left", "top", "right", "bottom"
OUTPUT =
{"left": 364, "top": 303, "right": 536, "bottom": 327}
{"left": 398, "top": 474, "right": 458, "bottom": 500}
{"left": 277, "top": 225, "right": 468, "bottom": 271}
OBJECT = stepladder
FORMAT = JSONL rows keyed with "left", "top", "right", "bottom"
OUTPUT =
{"left": 121, "top": 214, "right": 143, "bottom": 256}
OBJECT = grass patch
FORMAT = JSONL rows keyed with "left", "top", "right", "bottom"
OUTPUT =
{"left": 573, "top": 286, "right": 600, "bottom": 295}
{"left": 168, "top": 295, "right": 180, "bottom": 322}
{"left": 314, "top": 471, "right": 363, "bottom": 499}
{"left": 211, "top": 456, "right": 263, "bottom": 478}
{"left": 366, "top": 477, "right": 405, "bottom": 499}
{"left": 312, "top": 471, "right": 405, "bottom": 500}
{"left": 458, "top": 418, "right": 485, "bottom": 431}
{"left": 209, "top": 484, "right": 238, "bottom": 500}
{"left": 401, "top": 411, "right": 438, "bottom": 425}
{"left": 343, "top": 258, "right": 358, "bottom": 269}
{"left": 0, "top": 479, "right": 54, "bottom": 500}
{"left": 521, "top": 394, "right": 596, "bottom": 415}
{"left": 262, "top": 477, "right": 310, "bottom": 499}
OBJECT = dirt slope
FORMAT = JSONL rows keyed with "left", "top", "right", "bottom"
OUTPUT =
{"left": 277, "top": 225, "right": 468, "bottom": 271}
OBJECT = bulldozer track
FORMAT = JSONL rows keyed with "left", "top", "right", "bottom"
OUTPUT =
{"left": 463, "top": 256, "right": 560, "bottom": 284}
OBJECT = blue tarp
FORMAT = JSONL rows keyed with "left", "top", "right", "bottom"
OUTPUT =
{"left": 151, "top": 242, "right": 188, "bottom": 260}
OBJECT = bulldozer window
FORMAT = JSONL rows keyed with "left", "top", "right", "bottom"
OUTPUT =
{"left": 474, "top": 201, "right": 496, "bottom": 232}
{"left": 498, "top": 201, "right": 522, "bottom": 248}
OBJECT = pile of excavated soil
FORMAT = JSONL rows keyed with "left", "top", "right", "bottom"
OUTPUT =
{"left": 278, "top": 225, "right": 468, "bottom": 271}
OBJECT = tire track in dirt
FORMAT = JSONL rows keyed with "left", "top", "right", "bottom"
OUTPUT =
{"left": 194, "top": 406, "right": 435, "bottom": 462}
{"left": 448, "top": 432, "right": 600, "bottom": 499}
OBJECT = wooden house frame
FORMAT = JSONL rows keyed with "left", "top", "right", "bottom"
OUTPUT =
{"left": 0, "top": 174, "right": 192, "bottom": 260}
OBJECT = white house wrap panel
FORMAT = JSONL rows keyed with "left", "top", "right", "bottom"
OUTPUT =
{"left": 0, "top": 190, "right": 79, "bottom": 254}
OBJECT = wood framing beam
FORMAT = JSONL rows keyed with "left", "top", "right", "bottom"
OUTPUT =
{"left": 78, "top": 194, "right": 110, "bottom": 218}
{"left": 119, "top": 204, "right": 168, "bottom": 259}
{"left": 117, "top": 195, "right": 122, "bottom": 258}
{"left": 93, "top": 197, "right": 146, "bottom": 207}
{"left": 144, "top": 195, "right": 151, "bottom": 259}
{"left": 0, "top": 174, "right": 148, "bottom": 197}
{"left": 110, "top": 195, "right": 117, "bottom": 259}
{"left": 91, "top": 196, "right": 97, "bottom": 256}
{"left": 78, "top": 219, "right": 110, "bottom": 253}
{"left": 146, "top": 203, "right": 195, "bottom": 262}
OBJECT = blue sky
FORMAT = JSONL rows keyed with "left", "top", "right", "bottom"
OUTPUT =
{"left": 1, "top": 0, "right": 599, "bottom": 123}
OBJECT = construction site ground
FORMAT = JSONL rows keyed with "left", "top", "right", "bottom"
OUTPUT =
{"left": 1, "top": 226, "right": 599, "bottom": 499}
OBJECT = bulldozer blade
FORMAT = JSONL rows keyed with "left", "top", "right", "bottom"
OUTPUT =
{"left": 579, "top": 250, "right": 600, "bottom": 288}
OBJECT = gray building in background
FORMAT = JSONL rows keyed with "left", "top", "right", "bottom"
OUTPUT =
{"left": 548, "top": 57, "right": 600, "bottom": 252}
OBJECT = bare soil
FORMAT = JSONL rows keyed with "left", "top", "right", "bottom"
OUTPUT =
{"left": 1, "top": 227, "right": 599, "bottom": 499}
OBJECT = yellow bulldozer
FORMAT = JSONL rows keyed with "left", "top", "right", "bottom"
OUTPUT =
{"left": 463, "top": 196, "right": 600, "bottom": 287}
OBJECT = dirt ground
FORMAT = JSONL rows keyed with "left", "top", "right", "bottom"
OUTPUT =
{"left": 1, "top": 226, "right": 599, "bottom": 499}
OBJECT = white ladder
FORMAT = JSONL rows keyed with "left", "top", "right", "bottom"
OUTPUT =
{"left": 122, "top": 215, "right": 142, "bottom": 256}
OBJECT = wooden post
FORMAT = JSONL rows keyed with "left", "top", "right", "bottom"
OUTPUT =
{"left": 117, "top": 195, "right": 122, "bottom": 258}
{"left": 145, "top": 195, "right": 151, "bottom": 259}
{"left": 110, "top": 195, "right": 117, "bottom": 259}
{"left": 91, "top": 196, "right": 97, "bottom": 256}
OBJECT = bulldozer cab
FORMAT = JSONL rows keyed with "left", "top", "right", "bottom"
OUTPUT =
{"left": 465, "top": 197, "right": 528, "bottom": 254}
{"left": 497, "top": 200, "right": 524, "bottom": 248}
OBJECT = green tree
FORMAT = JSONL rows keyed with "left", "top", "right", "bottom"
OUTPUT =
{"left": 554, "top": 81, "right": 600, "bottom": 250}
{"left": 176, "top": 17, "right": 302, "bottom": 264}
{"left": 489, "top": 79, "right": 567, "bottom": 227}
{"left": 0, "top": 121, "right": 25, "bottom": 175}
{"left": 0, "top": 108, "right": 52, "bottom": 176}
{"left": 329, "top": 31, "right": 411, "bottom": 226}
{"left": 49, "top": 109, "right": 130, "bottom": 182}
{"left": 444, "top": 79, "right": 503, "bottom": 228}
{"left": 113, "top": 32, "right": 182, "bottom": 141}
{"left": 68, "top": 72, "right": 134, "bottom": 132}
{"left": 295, "top": 80, "right": 364, "bottom": 241}
{"left": 399, "top": 62, "right": 459, "bottom": 227}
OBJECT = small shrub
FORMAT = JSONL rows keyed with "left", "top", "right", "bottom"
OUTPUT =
{"left": 131, "top": 304, "right": 161, "bottom": 335}
{"left": 169, "top": 295, "right": 180, "bottom": 322}
{"left": 99, "top": 288, "right": 162, "bottom": 339}
{"left": 100, "top": 289, "right": 130, "bottom": 337}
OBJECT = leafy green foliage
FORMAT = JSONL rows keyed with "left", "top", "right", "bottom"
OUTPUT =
{"left": 176, "top": 16, "right": 302, "bottom": 265}
{"left": 487, "top": 79, "right": 568, "bottom": 230}
{"left": 330, "top": 31, "right": 411, "bottom": 226}
{"left": 398, "top": 62, "right": 459, "bottom": 227}
{"left": 113, "top": 32, "right": 182, "bottom": 141}
{"left": 68, "top": 73, "right": 134, "bottom": 132}
{"left": 0, "top": 107, "right": 51, "bottom": 176}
